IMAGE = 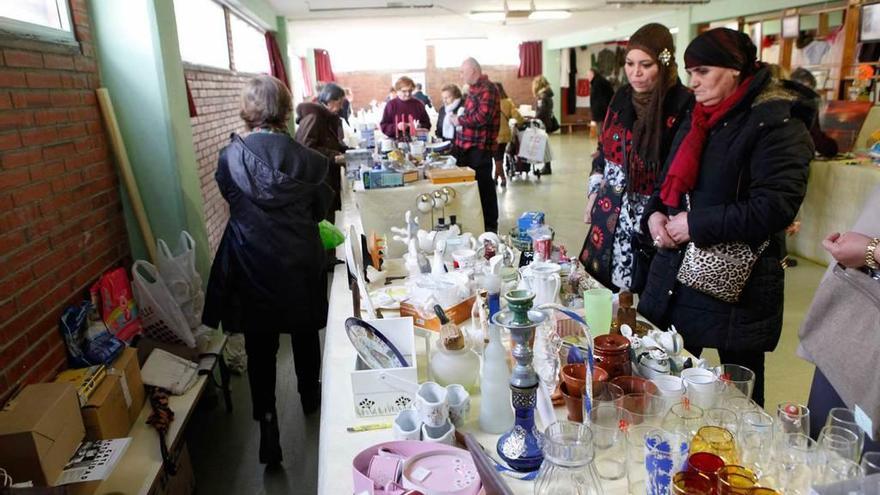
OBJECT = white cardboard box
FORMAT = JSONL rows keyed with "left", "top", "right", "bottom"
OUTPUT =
{"left": 350, "top": 317, "right": 418, "bottom": 417}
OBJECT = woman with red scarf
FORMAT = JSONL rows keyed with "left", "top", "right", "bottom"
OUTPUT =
{"left": 579, "top": 23, "right": 692, "bottom": 292}
{"left": 638, "top": 28, "right": 814, "bottom": 407}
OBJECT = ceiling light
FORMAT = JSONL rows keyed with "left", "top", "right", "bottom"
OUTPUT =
{"left": 469, "top": 11, "right": 507, "bottom": 21}
{"left": 528, "top": 10, "right": 571, "bottom": 20}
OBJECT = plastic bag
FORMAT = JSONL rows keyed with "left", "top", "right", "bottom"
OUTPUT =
{"left": 319, "top": 220, "right": 345, "bottom": 249}
{"left": 156, "top": 231, "right": 204, "bottom": 329}
{"left": 518, "top": 126, "right": 549, "bottom": 163}
{"left": 91, "top": 267, "right": 142, "bottom": 342}
{"left": 132, "top": 260, "right": 196, "bottom": 348}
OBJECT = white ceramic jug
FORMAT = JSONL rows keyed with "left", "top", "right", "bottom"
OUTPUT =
{"left": 519, "top": 261, "right": 561, "bottom": 306}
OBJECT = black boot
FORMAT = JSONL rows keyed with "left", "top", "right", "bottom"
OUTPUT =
{"left": 259, "top": 412, "right": 282, "bottom": 466}
{"left": 540, "top": 162, "right": 552, "bottom": 175}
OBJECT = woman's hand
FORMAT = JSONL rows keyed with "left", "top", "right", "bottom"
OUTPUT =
{"left": 584, "top": 192, "right": 597, "bottom": 224}
{"left": 665, "top": 212, "right": 691, "bottom": 245}
{"left": 396, "top": 121, "right": 407, "bottom": 131}
{"left": 647, "top": 212, "right": 676, "bottom": 249}
{"left": 823, "top": 231, "right": 873, "bottom": 268}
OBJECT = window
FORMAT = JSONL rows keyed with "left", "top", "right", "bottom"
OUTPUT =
{"left": 230, "top": 14, "right": 269, "bottom": 74}
{"left": 173, "top": 0, "right": 230, "bottom": 69}
{"left": 0, "top": 0, "right": 72, "bottom": 37}
{"left": 433, "top": 39, "right": 519, "bottom": 68}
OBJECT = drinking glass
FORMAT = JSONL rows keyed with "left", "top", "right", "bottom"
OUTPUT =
{"left": 618, "top": 393, "right": 663, "bottom": 427}
{"left": 672, "top": 471, "right": 713, "bottom": 495}
{"left": 592, "top": 381, "right": 625, "bottom": 407}
{"left": 738, "top": 410, "right": 775, "bottom": 479}
{"left": 661, "top": 402, "right": 705, "bottom": 439}
{"left": 822, "top": 457, "right": 864, "bottom": 485}
{"left": 775, "top": 402, "right": 809, "bottom": 437}
{"left": 590, "top": 402, "right": 627, "bottom": 481}
{"left": 774, "top": 433, "right": 821, "bottom": 495}
{"left": 625, "top": 424, "right": 656, "bottom": 495}
{"left": 826, "top": 407, "right": 866, "bottom": 458}
{"left": 863, "top": 452, "right": 880, "bottom": 474}
{"left": 584, "top": 288, "right": 612, "bottom": 338}
{"left": 714, "top": 364, "right": 756, "bottom": 399}
{"left": 534, "top": 422, "right": 604, "bottom": 495}
{"left": 716, "top": 465, "right": 758, "bottom": 495}
{"left": 685, "top": 451, "right": 725, "bottom": 486}
{"left": 726, "top": 396, "right": 761, "bottom": 418}
{"left": 682, "top": 368, "right": 723, "bottom": 409}
{"left": 644, "top": 429, "right": 689, "bottom": 495}
{"left": 819, "top": 425, "right": 861, "bottom": 462}
{"left": 691, "top": 425, "right": 739, "bottom": 464}
{"left": 706, "top": 407, "right": 739, "bottom": 435}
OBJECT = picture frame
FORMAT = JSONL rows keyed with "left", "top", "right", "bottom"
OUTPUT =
{"left": 782, "top": 15, "right": 800, "bottom": 39}
{"left": 861, "top": 3, "right": 880, "bottom": 42}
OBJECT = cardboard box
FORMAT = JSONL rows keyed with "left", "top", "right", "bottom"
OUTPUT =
{"left": 399, "top": 295, "right": 475, "bottom": 332}
{"left": 112, "top": 347, "right": 145, "bottom": 425}
{"left": 82, "top": 375, "right": 130, "bottom": 440}
{"left": 350, "top": 317, "right": 418, "bottom": 418}
{"left": 0, "top": 383, "right": 85, "bottom": 486}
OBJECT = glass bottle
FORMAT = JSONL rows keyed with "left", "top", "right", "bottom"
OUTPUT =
{"left": 533, "top": 422, "right": 604, "bottom": 495}
{"left": 479, "top": 324, "right": 514, "bottom": 434}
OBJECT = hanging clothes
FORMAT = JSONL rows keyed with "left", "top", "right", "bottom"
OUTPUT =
{"left": 560, "top": 48, "right": 571, "bottom": 88}
{"left": 567, "top": 48, "right": 577, "bottom": 114}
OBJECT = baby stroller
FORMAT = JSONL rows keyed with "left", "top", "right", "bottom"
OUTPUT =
{"left": 505, "top": 119, "right": 549, "bottom": 181}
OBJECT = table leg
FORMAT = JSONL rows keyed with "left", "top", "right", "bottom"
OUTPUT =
{"left": 218, "top": 353, "right": 233, "bottom": 412}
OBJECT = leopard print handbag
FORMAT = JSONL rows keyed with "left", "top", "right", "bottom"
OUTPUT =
{"left": 675, "top": 195, "right": 769, "bottom": 303}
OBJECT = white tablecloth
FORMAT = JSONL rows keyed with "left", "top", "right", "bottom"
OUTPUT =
{"left": 790, "top": 158, "right": 880, "bottom": 265}
{"left": 352, "top": 178, "right": 484, "bottom": 258}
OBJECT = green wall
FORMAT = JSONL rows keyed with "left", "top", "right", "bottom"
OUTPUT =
{"left": 542, "top": 46, "right": 561, "bottom": 122}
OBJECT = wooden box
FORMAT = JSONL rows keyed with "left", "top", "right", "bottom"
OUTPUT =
{"left": 399, "top": 295, "right": 475, "bottom": 331}
{"left": 426, "top": 167, "right": 475, "bottom": 184}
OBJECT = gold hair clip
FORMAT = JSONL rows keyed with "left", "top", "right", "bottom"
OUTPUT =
{"left": 659, "top": 48, "right": 672, "bottom": 66}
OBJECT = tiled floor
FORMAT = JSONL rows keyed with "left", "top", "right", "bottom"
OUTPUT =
{"left": 186, "top": 133, "right": 825, "bottom": 494}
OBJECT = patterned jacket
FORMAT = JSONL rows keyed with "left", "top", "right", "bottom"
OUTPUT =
{"left": 454, "top": 75, "right": 500, "bottom": 151}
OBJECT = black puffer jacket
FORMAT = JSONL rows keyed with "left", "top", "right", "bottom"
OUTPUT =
{"left": 203, "top": 132, "right": 333, "bottom": 334}
{"left": 637, "top": 68, "right": 814, "bottom": 352}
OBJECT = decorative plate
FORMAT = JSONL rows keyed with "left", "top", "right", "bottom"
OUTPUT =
{"left": 345, "top": 317, "right": 408, "bottom": 370}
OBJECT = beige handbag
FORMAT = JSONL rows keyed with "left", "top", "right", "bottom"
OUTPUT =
{"left": 675, "top": 195, "right": 768, "bottom": 303}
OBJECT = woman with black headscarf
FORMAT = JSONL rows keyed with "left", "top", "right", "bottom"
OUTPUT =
{"left": 579, "top": 23, "right": 692, "bottom": 292}
{"left": 638, "top": 28, "right": 815, "bottom": 406}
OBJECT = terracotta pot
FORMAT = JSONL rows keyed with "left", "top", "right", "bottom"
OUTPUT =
{"left": 561, "top": 363, "right": 586, "bottom": 397}
{"left": 611, "top": 375, "right": 659, "bottom": 395}
{"left": 592, "top": 367, "right": 609, "bottom": 383}
{"left": 559, "top": 381, "right": 583, "bottom": 422}
{"left": 593, "top": 334, "right": 632, "bottom": 380}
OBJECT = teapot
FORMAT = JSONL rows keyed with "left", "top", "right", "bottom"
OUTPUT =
{"left": 518, "top": 261, "right": 561, "bottom": 307}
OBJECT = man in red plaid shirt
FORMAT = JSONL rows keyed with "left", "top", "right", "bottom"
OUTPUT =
{"left": 448, "top": 57, "right": 500, "bottom": 232}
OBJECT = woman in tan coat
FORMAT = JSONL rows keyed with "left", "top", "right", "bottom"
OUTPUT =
{"left": 494, "top": 82, "right": 523, "bottom": 187}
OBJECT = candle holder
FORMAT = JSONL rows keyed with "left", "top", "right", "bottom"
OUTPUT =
{"left": 491, "top": 289, "right": 547, "bottom": 472}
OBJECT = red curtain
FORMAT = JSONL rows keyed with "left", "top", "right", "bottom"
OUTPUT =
{"left": 518, "top": 41, "right": 542, "bottom": 78}
{"left": 300, "top": 56, "right": 314, "bottom": 97}
{"left": 184, "top": 78, "right": 197, "bottom": 117}
{"left": 265, "top": 32, "right": 290, "bottom": 89}
{"left": 314, "top": 48, "right": 335, "bottom": 82}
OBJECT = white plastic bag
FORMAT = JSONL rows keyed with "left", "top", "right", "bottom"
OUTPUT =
{"left": 132, "top": 260, "right": 196, "bottom": 348}
{"left": 518, "top": 127, "right": 549, "bottom": 163}
{"left": 156, "top": 231, "right": 204, "bottom": 329}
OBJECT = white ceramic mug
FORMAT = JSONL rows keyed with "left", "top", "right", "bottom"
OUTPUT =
{"left": 446, "top": 384, "right": 471, "bottom": 428}
{"left": 421, "top": 418, "right": 456, "bottom": 445}
{"left": 651, "top": 375, "right": 685, "bottom": 396}
{"left": 415, "top": 381, "right": 449, "bottom": 428}
{"left": 452, "top": 249, "right": 477, "bottom": 270}
{"left": 392, "top": 409, "right": 422, "bottom": 441}
{"left": 681, "top": 368, "right": 722, "bottom": 409}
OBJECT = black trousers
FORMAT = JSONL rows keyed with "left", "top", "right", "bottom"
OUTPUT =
{"left": 244, "top": 330, "right": 321, "bottom": 420}
{"left": 685, "top": 345, "right": 766, "bottom": 408}
{"left": 808, "top": 368, "right": 880, "bottom": 453}
{"left": 459, "top": 146, "right": 498, "bottom": 232}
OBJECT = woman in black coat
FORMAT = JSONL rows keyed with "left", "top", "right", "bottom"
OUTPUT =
{"left": 638, "top": 29, "right": 814, "bottom": 407}
{"left": 202, "top": 75, "right": 333, "bottom": 465}
{"left": 435, "top": 83, "right": 464, "bottom": 142}
{"left": 579, "top": 23, "right": 692, "bottom": 293}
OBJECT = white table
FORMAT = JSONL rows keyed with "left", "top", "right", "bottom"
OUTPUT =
{"left": 790, "top": 157, "right": 880, "bottom": 265}
{"left": 352, "top": 178, "right": 484, "bottom": 258}
{"left": 94, "top": 331, "right": 228, "bottom": 495}
{"left": 318, "top": 198, "right": 629, "bottom": 494}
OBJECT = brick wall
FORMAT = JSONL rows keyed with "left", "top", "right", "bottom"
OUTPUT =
{"left": 185, "top": 65, "right": 248, "bottom": 254}
{"left": 0, "top": 0, "right": 130, "bottom": 402}
{"left": 335, "top": 46, "right": 536, "bottom": 113}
